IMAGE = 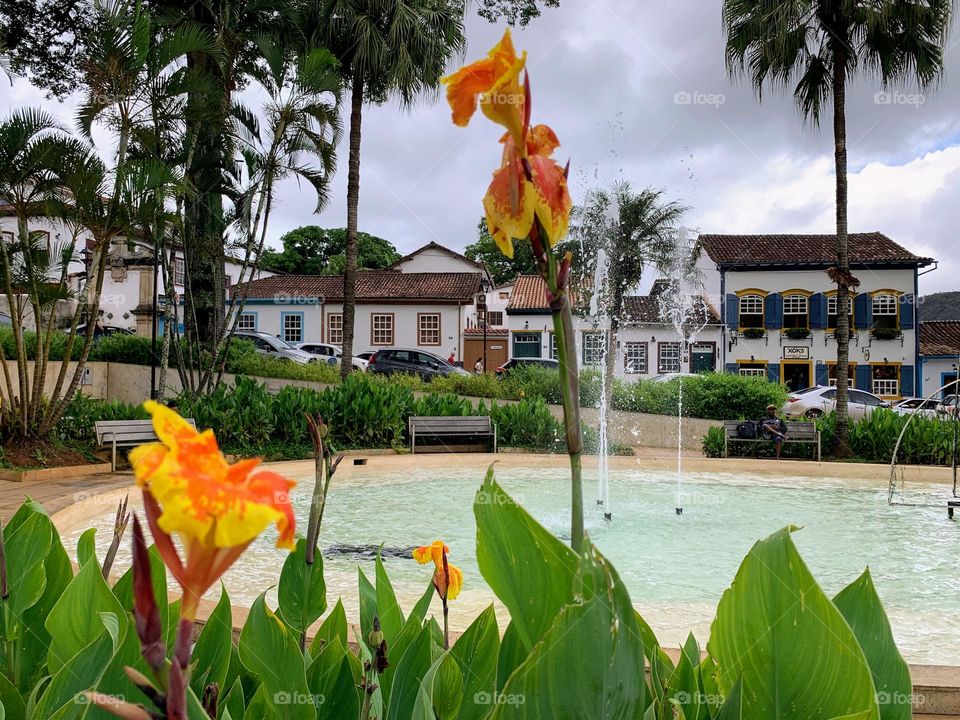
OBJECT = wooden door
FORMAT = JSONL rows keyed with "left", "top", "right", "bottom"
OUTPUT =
{"left": 463, "top": 337, "right": 508, "bottom": 373}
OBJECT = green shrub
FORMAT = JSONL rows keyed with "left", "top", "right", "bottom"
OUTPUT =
{"left": 701, "top": 425, "right": 725, "bottom": 458}
{"left": 487, "top": 397, "right": 564, "bottom": 451}
{"left": 614, "top": 373, "right": 788, "bottom": 421}
{"left": 428, "top": 372, "right": 501, "bottom": 398}
{"left": 56, "top": 393, "right": 148, "bottom": 446}
{"left": 89, "top": 334, "right": 155, "bottom": 365}
{"left": 226, "top": 353, "right": 341, "bottom": 385}
{"left": 0, "top": 327, "right": 85, "bottom": 360}
{"left": 820, "top": 408, "right": 957, "bottom": 465}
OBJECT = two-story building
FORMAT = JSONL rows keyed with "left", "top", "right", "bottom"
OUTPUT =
{"left": 699, "top": 233, "right": 934, "bottom": 398}
{"left": 918, "top": 321, "right": 960, "bottom": 398}
{"left": 504, "top": 275, "right": 722, "bottom": 378}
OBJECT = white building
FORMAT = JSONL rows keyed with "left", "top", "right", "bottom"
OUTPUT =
{"left": 231, "top": 270, "right": 483, "bottom": 359}
{"left": 918, "top": 321, "right": 960, "bottom": 398}
{"left": 504, "top": 275, "right": 723, "bottom": 379}
{"left": 699, "top": 233, "right": 933, "bottom": 398}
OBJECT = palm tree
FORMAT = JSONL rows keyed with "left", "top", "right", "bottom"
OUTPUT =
{"left": 302, "top": 0, "right": 466, "bottom": 379}
{"left": 723, "top": 0, "right": 951, "bottom": 456}
{"left": 570, "top": 182, "right": 687, "bottom": 413}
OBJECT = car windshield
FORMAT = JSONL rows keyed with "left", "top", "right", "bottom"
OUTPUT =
{"left": 260, "top": 334, "right": 294, "bottom": 350}
{"left": 792, "top": 387, "right": 820, "bottom": 395}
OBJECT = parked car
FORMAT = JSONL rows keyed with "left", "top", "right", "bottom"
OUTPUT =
{"left": 781, "top": 385, "right": 891, "bottom": 421}
{"left": 495, "top": 357, "right": 560, "bottom": 377}
{"left": 233, "top": 331, "right": 319, "bottom": 365}
{"left": 356, "top": 351, "right": 375, "bottom": 362}
{"left": 367, "top": 348, "right": 469, "bottom": 381}
{"left": 937, "top": 394, "right": 959, "bottom": 417}
{"left": 891, "top": 397, "right": 941, "bottom": 418}
{"left": 73, "top": 323, "right": 135, "bottom": 339}
{"left": 295, "top": 341, "right": 368, "bottom": 371}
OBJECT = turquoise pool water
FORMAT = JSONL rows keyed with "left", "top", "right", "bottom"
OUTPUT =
{"left": 67, "top": 465, "right": 960, "bottom": 665}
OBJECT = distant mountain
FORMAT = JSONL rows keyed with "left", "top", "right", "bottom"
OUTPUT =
{"left": 919, "top": 292, "right": 960, "bottom": 322}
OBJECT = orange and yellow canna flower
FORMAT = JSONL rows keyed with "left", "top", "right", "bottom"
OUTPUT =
{"left": 443, "top": 29, "right": 527, "bottom": 149}
{"left": 130, "top": 401, "right": 296, "bottom": 617}
{"left": 444, "top": 30, "right": 571, "bottom": 259}
{"left": 413, "top": 540, "right": 463, "bottom": 601}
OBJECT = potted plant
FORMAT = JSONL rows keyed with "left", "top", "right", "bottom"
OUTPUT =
{"left": 742, "top": 327, "right": 766, "bottom": 339}
{"left": 871, "top": 326, "right": 902, "bottom": 340}
{"left": 784, "top": 327, "right": 811, "bottom": 339}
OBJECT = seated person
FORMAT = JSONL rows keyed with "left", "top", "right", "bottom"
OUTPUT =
{"left": 760, "top": 404, "right": 787, "bottom": 459}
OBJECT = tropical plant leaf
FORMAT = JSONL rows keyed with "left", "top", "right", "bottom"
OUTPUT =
{"left": 305, "top": 637, "right": 361, "bottom": 719}
{"left": 385, "top": 623, "right": 440, "bottom": 720}
{"left": 278, "top": 538, "right": 327, "bottom": 635}
{"left": 450, "top": 605, "right": 499, "bottom": 720}
{"left": 707, "top": 527, "right": 879, "bottom": 720}
{"left": 190, "top": 586, "right": 234, "bottom": 696}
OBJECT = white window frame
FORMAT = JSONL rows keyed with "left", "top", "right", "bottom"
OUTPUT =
{"left": 371, "top": 313, "right": 394, "bottom": 346}
{"left": 549, "top": 332, "right": 558, "bottom": 360}
{"left": 783, "top": 294, "right": 808, "bottom": 315}
{"left": 327, "top": 313, "right": 343, "bottom": 344}
{"left": 486, "top": 310, "right": 504, "bottom": 326}
{"left": 624, "top": 342, "right": 647, "bottom": 374}
{"left": 282, "top": 314, "right": 303, "bottom": 343}
{"left": 236, "top": 313, "right": 256, "bottom": 332}
{"left": 738, "top": 364, "right": 766, "bottom": 378}
{"left": 738, "top": 294, "right": 764, "bottom": 327}
{"left": 658, "top": 342, "right": 682, "bottom": 373}
{"left": 872, "top": 365, "right": 899, "bottom": 397}
{"left": 174, "top": 258, "right": 186, "bottom": 286}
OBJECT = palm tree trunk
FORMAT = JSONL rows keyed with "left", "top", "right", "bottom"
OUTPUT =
{"left": 833, "top": 53, "right": 853, "bottom": 458}
{"left": 340, "top": 73, "right": 363, "bottom": 381}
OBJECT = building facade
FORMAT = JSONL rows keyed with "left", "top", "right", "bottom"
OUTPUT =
{"left": 505, "top": 275, "right": 723, "bottom": 379}
{"left": 699, "top": 233, "right": 933, "bottom": 398}
{"left": 918, "top": 321, "right": 960, "bottom": 398}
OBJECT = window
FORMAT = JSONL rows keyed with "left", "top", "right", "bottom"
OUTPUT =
{"left": 327, "top": 313, "right": 343, "bottom": 344}
{"left": 827, "top": 294, "right": 853, "bottom": 329}
{"left": 872, "top": 365, "right": 900, "bottom": 397}
{"left": 782, "top": 294, "right": 808, "bottom": 328}
{"left": 658, "top": 342, "right": 682, "bottom": 373}
{"left": 418, "top": 313, "right": 441, "bottom": 345}
{"left": 282, "top": 313, "right": 303, "bottom": 343}
{"left": 486, "top": 311, "right": 504, "bottom": 326}
{"left": 738, "top": 294, "right": 764, "bottom": 328}
{"left": 371, "top": 314, "right": 394, "bottom": 345}
{"left": 549, "top": 333, "right": 558, "bottom": 360}
{"left": 237, "top": 313, "right": 256, "bottom": 332}
{"left": 624, "top": 342, "right": 647, "bottom": 374}
{"left": 738, "top": 362, "right": 766, "bottom": 378}
{"left": 827, "top": 363, "right": 855, "bottom": 387}
{"left": 581, "top": 332, "right": 606, "bottom": 366}
{"left": 513, "top": 332, "right": 542, "bottom": 358}
{"left": 498, "top": 291, "right": 510, "bottom": 300}
{"left": 872, "top": 293, "right": 899, "bottom": 330}
{"left": 174, "top": 258, "right": 186, "bottom": 285}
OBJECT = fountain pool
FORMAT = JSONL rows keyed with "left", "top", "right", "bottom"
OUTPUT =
{"left": 61, "top": 457, "right": 960, "bottom": 665}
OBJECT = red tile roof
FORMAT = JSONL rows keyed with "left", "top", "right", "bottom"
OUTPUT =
{"left": 232, "top": 271, "right": 482, "bottom": 302}
{"left": 700, "top": 232, "right": 933, "bottom": 267}
{"left": 507, "top": 274, "right": 720, "bottom": 324}
{"left": 464, "top": 326, "right": 508, "bottom": 336}
{"left": 920, "top": 321, "right": 960, "bottom": 356}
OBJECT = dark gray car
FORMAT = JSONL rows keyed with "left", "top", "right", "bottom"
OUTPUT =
{"left": 367, "top": 348, "right": 469, "bottom": 381}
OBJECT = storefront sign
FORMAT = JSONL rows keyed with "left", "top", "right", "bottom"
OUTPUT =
{"left": 783, "top": 346, "right": 809, "bottom": 360}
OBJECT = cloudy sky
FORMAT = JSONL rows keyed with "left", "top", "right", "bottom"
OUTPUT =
{"left": 5, "top": 0, "right": 960, "bottom": 292}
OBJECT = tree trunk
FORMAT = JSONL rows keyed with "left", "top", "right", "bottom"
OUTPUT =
{"left": 340, "top": 73, "right": 364, "bottom": 381}
{"left": 833, "top": 53, "right": 853, "bottom": 458}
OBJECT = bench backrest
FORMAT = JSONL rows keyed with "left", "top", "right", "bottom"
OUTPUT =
{"left": 95, "top": 418, "right": 197, "bottom": 445}
{"left": 409, "top": 416, "right": 493, "bottom": 433}
{"left": 722, "top": 419, "right": 818, "bottom": 440}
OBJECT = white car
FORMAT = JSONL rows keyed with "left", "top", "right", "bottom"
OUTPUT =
{"left": 233, "top": 331, "right": 319, "bottom": 365}
{"left": 891, "top": 397, "right": 941, "bottom": 419}
{"left": 296, "top": 341, "right": 368, "bottom": 371}
{"left": 648, "top": 372, "right": 704, "bottom": 383}
{"left": 781, "top": 385, "right": 891, "bottom": 421}
{"left": 937, "top": 394, "right": 958, "bottom": 417}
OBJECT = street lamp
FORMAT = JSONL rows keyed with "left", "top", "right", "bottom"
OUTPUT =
{"left": 475, "top": 277, "right": 492, "bottom": 373}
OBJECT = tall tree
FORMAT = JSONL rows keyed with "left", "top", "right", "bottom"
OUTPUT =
{"left": 465, "top": 217, "right": 536, "bottom": 286}
{"left": 476, "top": 0, "right": 559, "bottom": 26}
{"left": 723, "top": 0, "right": 951, "bottom": 456}
{"left": 262, "top": 226, "right": 399, "bottom": 275}
{"left": 571, "top": 183, "right": 687, "bottom": 412}
{"left": 302, "top": 0, "right": 466, "bottom": 379}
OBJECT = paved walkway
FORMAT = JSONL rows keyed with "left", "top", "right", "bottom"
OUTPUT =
{"left": 0, "top": 472, "right": 133, "bottom": 519}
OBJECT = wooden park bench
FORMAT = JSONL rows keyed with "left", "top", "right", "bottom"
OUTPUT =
{"left": 96, "top": 418, "right": 197, "bottom": 471}
{"left": 409, "top": 416, "right": 497, "bottom": 454}
{"left": 722, "top": 419, "right": 821, "bottom": 460}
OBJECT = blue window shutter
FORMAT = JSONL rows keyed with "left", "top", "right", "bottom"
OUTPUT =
{"left": 725, "top": 294, "right": 739, "bottom": 329}
{"left": 900, "top": 365, "right": 914, "bottom": 396}
{"left": 815, "top": 364, "right": 828, "bottom": 386}
{"left": 765, "top": 293, "right": 782, "bottom": 329}
{"left": 854, "top": 293, "right": 872, "bottom": 329}
{"left": 725, "top": 363, "right": 738, "bottom": 374}
{"left": 810, "top": 293, "right": 827, "bottom": 329}
{"left": 767, "top": 364, "right": 780, "bottom": 383}
{"left": 855, "top": 364, "right": 872, "bottom": 391}
{"left": 899, "top": 294, "right": 914, "bottom": 329}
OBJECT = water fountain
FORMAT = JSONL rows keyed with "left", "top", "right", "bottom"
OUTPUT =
{"left": 655, "top": 227, "right": 709, "bottom": 515}
{"left": 590, "top": 245, "right": 612, "bottom": 520}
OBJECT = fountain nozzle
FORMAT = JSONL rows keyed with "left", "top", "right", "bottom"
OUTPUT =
{"left": 675, "top": 507, "right": 683, "bottom": 516}
{"left": 597, "top": 500, "right": 604, "bottom": 506}
{"left": 603, "top": 512, "right": 612, "bottom": 521}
